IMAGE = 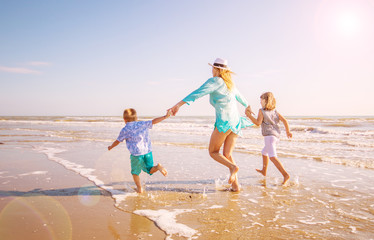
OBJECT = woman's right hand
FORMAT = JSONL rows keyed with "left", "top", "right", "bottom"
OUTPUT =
{"left": 168, "top": 104, "right": 180, "bottom": 116}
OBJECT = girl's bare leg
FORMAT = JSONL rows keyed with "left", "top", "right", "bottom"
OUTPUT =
{"left": 223, "top": 132, "right": 240, "bottom": 191}
{"left": 256, "top": 155, "right": 269, "bottom": 176}
{"left": 209, "top": 128, "right": 239, "bottom": 184}
{"left": 269, "top": 157, "right": 290, "bottom": 185}
{"left": 132, "top": 174, "right": 143, "bottom": 193}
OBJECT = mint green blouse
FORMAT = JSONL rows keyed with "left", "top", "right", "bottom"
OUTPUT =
{"left": 182, "top": 77, "right": 253, "bottom": 135}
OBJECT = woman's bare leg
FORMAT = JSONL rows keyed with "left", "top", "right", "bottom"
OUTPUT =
{"left": 223, "top": 132, "right": 240, "bottom": 191}
{"left": 209, "top": 128, "right": 239, "bottom": 184}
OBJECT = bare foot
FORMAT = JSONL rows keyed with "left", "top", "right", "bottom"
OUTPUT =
{"left": 228, "top": 165, "right": 239, "bottom": 184}
{"left": 136, "top": 187, "right": 143, "bottom": 193}
{"left": 256, "top": 169, "right": 266, "bottom": 177}
{"left": 230, "top": 179, "right": 240, "bottom": 192}
{"left": 282, "top": 174, "right": 290, "bottom": 185}
{"left": 157, "top": 163, "right": 168, "bottom": 176}
{"left": 229, "top": 187, "right": 240, "bottom": 192}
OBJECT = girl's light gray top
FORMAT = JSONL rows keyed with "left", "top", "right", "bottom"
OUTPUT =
{"left": 261, "top": 109, "right": 281, "bottom": 138}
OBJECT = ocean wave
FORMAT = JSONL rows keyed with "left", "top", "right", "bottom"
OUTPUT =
{"left": 289, "top": 116, "right": 374, "bottom": 122}
{"left": 291, "top": 126, "right": 330, "bottom": 134}
{"left": 342, "top": 141, "right": 374, "bottom": 148}
{"left": 4, "top": 116, "right": 374, "bottom": 171}
{"left": 325, "top": 123, "right": 359, "bottom": 127}
{"left": 150, "top": 140, "right": 374, "bottom": 170}
{"left": 54, "top": 116, "right": 123, "bottom": 123}
{"left": 0, "top": 118, "right": 123, "bottom": 127}
{"left": 34, "top": 146, "right": 138, "bottom": 206}
{"left": 289, "top": 125, "right": 373, "bottom": 136}
{"left": 290, "top": 153, "right": 374, "bottom": 169}
{"left": 350, "top": 130, "right": 374, "bottom": 137}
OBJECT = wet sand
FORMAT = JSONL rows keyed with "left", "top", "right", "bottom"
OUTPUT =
{"left": 0, "top": 145, "right": 166, "bottom": 240}
{"left": 113, "top": 144, "right": 374, "bottom": 239}
{"left": 1, "top": 140, "right": 374, "bottom": 239}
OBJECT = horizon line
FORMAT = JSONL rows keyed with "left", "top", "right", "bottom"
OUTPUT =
{"left": 1, "top": 115, "right": 373, "bottom": 118}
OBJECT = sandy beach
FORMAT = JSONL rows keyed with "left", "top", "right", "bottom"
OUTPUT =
{"left": 2, "top": 0, "right": 374, "bottom": 238}
{"left": 1, "top": 116, "right": 374, "bottom": 239}
{"left": 0, "top": 144, "right": 166, "bottom": 240}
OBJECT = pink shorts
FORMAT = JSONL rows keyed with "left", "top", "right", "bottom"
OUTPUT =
{"left": 262, "top": 136, "right": 279, "bottom": 158}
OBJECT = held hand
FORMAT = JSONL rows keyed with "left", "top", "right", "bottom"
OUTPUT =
{"left": 108, "top": 146, "right": 112, "bottom": 151}
{"left": 165, "top": 109, "right": 172, "bottom": 118}
{"left": 245, "top": 106, "right": 254, "bottom": 117}
{"left": 168, "top": 104, "right": 180, "bottom": 116}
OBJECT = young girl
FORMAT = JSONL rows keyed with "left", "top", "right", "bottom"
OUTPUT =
{"left": 245, "top": 92, "right": 292, "bottom": 185}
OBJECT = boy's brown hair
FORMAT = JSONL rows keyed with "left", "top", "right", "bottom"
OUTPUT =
{"left": 261, "top": 92, "right": 276, "bottom": 111}
{"left": 123, "top": 108, "right": 137, "bottom": 122}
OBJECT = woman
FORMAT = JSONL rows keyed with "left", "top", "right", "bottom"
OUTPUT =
{"left": 168, "top": 58, "right": 252, "bottom": 191}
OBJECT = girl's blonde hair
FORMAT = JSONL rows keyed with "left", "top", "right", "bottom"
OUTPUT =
{"left": 123, "top": 108, "right": 137, "bottom": 122}
{"left": 216, "top": 68, "right": 234, "bottom": 90}
{"left": 261, "top": 92, "right": 276, "bottom": 111}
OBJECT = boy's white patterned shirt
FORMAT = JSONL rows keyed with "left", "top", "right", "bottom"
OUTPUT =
{"left": 117, "top": 120, "right": 153, "bottom": 156}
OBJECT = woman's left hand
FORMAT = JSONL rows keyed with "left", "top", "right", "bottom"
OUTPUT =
{"left": 245, "top": 106, "right": 254, "bottom": 117}
{"left": 168, "top": 101, "right": 185, "bottom": 116}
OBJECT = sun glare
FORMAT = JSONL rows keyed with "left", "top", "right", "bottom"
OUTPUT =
{"left": 337, "top": 12, "right": 361, "bottom": 36}
{"left": 314, "top": 0, "right": 374, "bottom": 48}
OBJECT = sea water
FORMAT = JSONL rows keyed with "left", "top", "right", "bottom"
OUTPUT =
{"left": 1, "top": 116, "right": 374, "bottom": 239}
{"left": 2, "top": 116, "right": 373, "bottom": 168}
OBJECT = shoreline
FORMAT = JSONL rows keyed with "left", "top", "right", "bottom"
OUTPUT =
{"left": 0, "top": 144, "right": 166, "bottom": 240}
{"left": 1, "top": 138, "right": 374, "bottom": 239}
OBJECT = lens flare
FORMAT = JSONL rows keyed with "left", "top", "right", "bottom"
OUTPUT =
{"left": 0, "top": 194, "right": 72, "bottom": 240}
{"left": 78, "top": 184, "right": 101, "bottom": 207}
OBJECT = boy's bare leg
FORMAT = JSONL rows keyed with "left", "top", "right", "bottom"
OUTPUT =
{"left": 132, "top": 174, "right": 143, "bottom": 193}
{"left": 269, "top": 157, "right": 290, "bottom": 185}
{"left": 150, "top": 163, "right": 168, "bottom": 176}
{"left": 256, "top": 155, "right": 269, "bottom": 176}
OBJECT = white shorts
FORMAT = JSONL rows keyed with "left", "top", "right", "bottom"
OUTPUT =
{"left": 262, "top": 135, "right": 279, "bottom": 158}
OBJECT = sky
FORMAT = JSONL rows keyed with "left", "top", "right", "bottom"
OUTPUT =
{"left": 0, "top": 0, "right": 373, "bottom": 116}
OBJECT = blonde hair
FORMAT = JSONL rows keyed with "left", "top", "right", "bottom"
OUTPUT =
{"left": 123, "top": 108, "right": 137, "bottom": 122}
{"left": 261, "top": 92, "right": 276, "bottom": 111}
{"left": 216, "top": 68, "right": 234, "bottom": 90}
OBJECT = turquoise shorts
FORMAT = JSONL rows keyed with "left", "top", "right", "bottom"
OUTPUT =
{"left": 130, "top": 152, "right": 154, "bottom": 176}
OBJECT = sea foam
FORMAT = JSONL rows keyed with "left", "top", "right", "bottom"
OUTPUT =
{"left": 134, "top": 209, "right": 197, "bottom": 239}
{"left": 35, "top": 146, "right": 135, "bottom": 205}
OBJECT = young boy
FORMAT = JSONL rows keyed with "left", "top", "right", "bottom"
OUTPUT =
{"left": 108, "top": 108, "right": 170, "bottom": 193}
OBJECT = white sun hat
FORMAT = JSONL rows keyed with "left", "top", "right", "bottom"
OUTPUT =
{"left": 208, "top": 57, "right": 230, "bottom": 70}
